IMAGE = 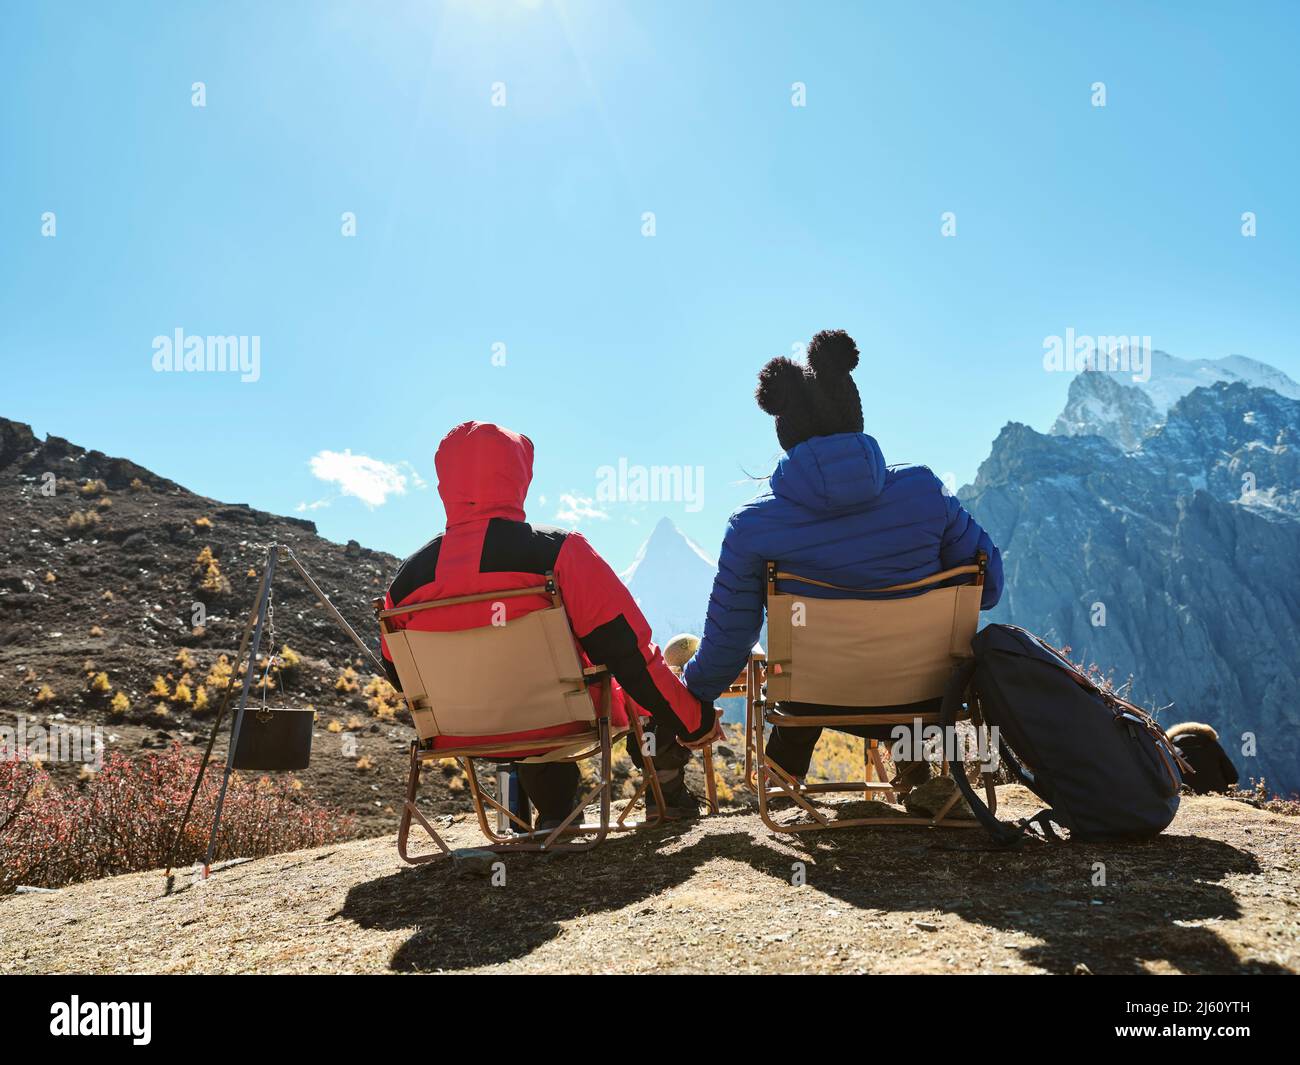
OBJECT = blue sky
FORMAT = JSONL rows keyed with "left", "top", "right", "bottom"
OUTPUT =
{"left": 3, "top": 0, "right": 1298, "bottom": 568}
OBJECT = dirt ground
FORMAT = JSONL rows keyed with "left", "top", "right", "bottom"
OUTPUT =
{"left": 2, "top": 786, "right": 1295, "bottom": 975}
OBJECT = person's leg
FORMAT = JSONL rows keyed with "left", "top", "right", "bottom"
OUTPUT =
{"left": 764, "top": 721, "right": 823, "bottom": 778}
{"left": 626, "top": 716, "right": 699, "bottom": 819}
{"left": 515, "top": 762, "right": 581, "bottom": 826}
{"left": 764, "top": 701, "right": 937, "bottom": 790}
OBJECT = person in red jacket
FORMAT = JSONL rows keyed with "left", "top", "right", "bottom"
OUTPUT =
{"left": 379, "top": 421, "right": 721, "bottom": 830}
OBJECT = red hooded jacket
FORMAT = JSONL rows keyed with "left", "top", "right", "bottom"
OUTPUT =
{"left": 379, "top": 422, "right": 712, "bottom": 755}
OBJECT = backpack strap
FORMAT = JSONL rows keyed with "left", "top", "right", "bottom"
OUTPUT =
{"left": 940, "top": 660, "right": 1027, "bottom": 848}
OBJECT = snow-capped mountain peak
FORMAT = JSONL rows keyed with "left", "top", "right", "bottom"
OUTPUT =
{"left": 1140, "top": 351, "right": 1300, "bottom": 413}
{"left": 1050, "top": 350, "right": 1300, "bottom": 451}
{"left": 619, "top": 517, "right": 717, "bottom": 642}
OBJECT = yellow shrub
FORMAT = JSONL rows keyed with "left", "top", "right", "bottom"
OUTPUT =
{"left": 129, "top": 477, "right": 147, "bottom": 492}
{"left": 193, "top": 686, "right": 210, "bottom": 713}
{"left": 206, "top": 654, "right": 234, "bottom": 690}
{"left": 102, "top": 590, "right": 115, "bottom": 601}
{"left": 174, "top": 648, "right": 196, "bottom": 671}
{"left": 806, "top": 731, "right": 880, "bottom": 785}
{"left": 194, "top": 546, "right": 229, "bottom": 595}
{"left": 94, "top": 496, "right": 112, "bottom": 510}
{"left": 89, "top": 625, "right": 103, "bottom": 637}
{"left": 150, "top": 675, "right": 171, "bottom": 698}
{"left": 326, "top": 720, "right": 342, "bottom": 733}
{"left": 335, "top": 666, "right": 359, "bottom": 693}
{"left": 89, "top": 672, "right": 111, "bottom": 694}
{"left": 278, "top": 644, "right": 301, "bottom": 671}
{"left": 171, "top": 682, "right": 193, "bottom": 705}
{"left": 363, "top": 676, "right": 401, "bottom": 719}
{"left": 194, "top": 516, "right": 213, "bottom": 528}
{"left": 109, "top": 691, "right": 130, "bottom": 716}
{"left": 34, "top": 684, "right": 57, "bottom": 706}
{"left": 43, "top": 570, "right": 57, "bottom": 583}
{"left": 355, "top": 756, "right": 374, "bottom": 771}
{"left": 79, "top": 479, "right": 108, "bottom": 496}
{"left": 66, "top": 510, "right": 100, "bottom": 532}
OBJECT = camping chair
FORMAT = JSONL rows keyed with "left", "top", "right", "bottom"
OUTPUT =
{"left": 376, "top": 573, "right": 713, "bottom": 861}
{"left": 753, "top": 552, "right": 996, "bottom": 834}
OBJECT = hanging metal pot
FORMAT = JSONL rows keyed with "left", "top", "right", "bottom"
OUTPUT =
{"left": 231, "top": 707, "right": 314, "bottom": 771}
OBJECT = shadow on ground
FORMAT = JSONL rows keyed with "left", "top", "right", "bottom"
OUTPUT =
{"left": 339, "top": 805, "right": 1282, "bottom": 974}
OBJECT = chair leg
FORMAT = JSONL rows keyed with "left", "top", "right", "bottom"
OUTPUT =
{"left": 462, "top": 758, "right": 534, "bottom": 845}
{"left": 397, "top": 743, "right": 452, "bottom": 864}
{"left": 702, "top": 743, "right": 719, "bottom": 814}
{"left": 618, "top": 711, "right": 665, "bottom": 830}
{"left": 537, "top": 719, "right": 612, "bottom": 851}
{"left": 868, "top": 740, "right": 895, "bottom": 802}
{"left": 755, "top": 703, "right": 828, "bottom": 832}
{"left": 743, "top": 666, "right": 757, "bottom": 791}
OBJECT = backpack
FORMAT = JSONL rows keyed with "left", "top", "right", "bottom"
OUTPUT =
{"left": 941, "top": 624, "right": 1185, "bottom": 846}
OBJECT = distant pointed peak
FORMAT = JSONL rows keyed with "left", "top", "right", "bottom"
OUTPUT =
{"left": 649, "top": 515, "right": 680, "bottom": 537}
{"left": 619, "top": 515, "right": 716, "bottom": 583}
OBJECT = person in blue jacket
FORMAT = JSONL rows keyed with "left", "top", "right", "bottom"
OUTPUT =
{"left": 681, "top": 330, "right": 1004, "bottom": 787}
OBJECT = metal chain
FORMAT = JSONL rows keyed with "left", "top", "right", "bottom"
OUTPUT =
{"left": 258, "top": 588, "right": 277, "bottom": 719}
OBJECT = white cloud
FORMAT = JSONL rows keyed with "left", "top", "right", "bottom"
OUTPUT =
{"left": 307, "top": 449, "right": 409, "bottom": 508}
{"left": 554, "top": 492, "right": 609, "bottom": 525}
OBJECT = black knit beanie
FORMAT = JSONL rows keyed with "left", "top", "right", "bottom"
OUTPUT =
{"left": 755, "top": 330, "right": 864, "bottom": 452}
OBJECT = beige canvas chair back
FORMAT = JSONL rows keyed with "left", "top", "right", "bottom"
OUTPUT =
{"left": 379, "top": 581, "right": 595, "bottom": 743}
{"left": 765, "top": 556, "right": 985, "bottom": 707}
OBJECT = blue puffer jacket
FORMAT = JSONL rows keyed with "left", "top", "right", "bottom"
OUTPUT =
{"left": 682, "top": 433, "right": 1004, "bottom": 702}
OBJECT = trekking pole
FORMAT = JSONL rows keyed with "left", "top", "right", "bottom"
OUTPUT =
{"left": 201, "top": 545, "right": 277, "bottom": 877}
{"left": 163, "top": 544, "right": 275, "bottom": 888}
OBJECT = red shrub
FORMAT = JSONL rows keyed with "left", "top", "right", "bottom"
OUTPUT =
{"left": 0, "top": 744, "right": 353, "bottom": 893}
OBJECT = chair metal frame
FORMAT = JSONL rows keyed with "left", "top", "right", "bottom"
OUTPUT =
{"left": 750, "top": 553, "right": 998, "bottom": 835}
{"left": 377, "top": 574, "right": 707, "bottom": 861}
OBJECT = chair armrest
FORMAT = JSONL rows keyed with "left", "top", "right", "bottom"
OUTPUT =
{"left": 582, "top": 664, "right": 613, "bottom": 718}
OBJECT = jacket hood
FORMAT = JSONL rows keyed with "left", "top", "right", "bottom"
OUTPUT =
{"left": 435, "top": 421, "right": 534, "bottom": 525}
{"left": 769, "top": 432, "right": 888, "bottom": 513}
